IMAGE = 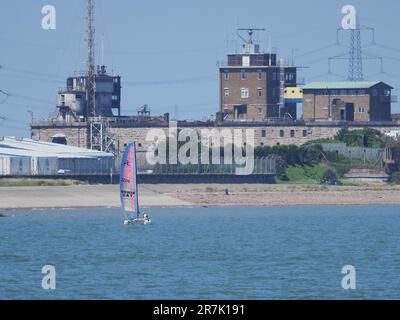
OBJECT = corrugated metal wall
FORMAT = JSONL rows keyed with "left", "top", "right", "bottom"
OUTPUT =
{"left": 0, "top": 156, "right": 114, "bottom": 176}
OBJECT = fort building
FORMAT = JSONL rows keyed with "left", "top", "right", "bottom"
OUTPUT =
{"left": 219, "top": 30, "right": 298, "bottom": 121}
{"left": 302, "top": 81, "right": 393, "bottom": 122}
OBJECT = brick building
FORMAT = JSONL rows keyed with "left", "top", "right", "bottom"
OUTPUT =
{"left": 302, "top": 81, "right": 393, "bottom": 122}
{"left": 219, "top": 40, "right": 298, "bottom": 121}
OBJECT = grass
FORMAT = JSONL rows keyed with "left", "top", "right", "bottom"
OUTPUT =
{"left": 0, "top": 178, "right": 87, "bottom": 187}
{"left": 276, "top": 156, "right": 384, "bottom": 185}
{"left": 276, "top": 163, "right": 328, "bottom": 184}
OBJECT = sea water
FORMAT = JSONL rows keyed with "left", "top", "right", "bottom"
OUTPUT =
{"left": 0, "top": 205, "right": 399, "bottom": 299}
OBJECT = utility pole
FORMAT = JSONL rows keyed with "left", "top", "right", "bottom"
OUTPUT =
{"left": 27, "top": 110, "right": 33, "bottom": 123}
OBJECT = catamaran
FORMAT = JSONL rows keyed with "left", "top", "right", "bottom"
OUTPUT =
{"left": 120, "top": 142, "right": 151, "bottom": 225}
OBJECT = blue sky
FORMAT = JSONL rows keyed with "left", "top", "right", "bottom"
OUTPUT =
{"left": 1, "top": 0, "right": 400, "bottom": 136}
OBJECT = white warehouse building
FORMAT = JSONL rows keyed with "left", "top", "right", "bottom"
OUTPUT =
{"left": 0, "top": 137, "right": 114, "bottom": 176}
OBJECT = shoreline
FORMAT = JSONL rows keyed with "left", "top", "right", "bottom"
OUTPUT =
{"left": 0, "top": 183, "right": 400, "bottom": 211}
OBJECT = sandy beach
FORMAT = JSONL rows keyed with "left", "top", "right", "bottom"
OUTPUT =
{"left": 0, "top": 183, "right": 399, "bottom": 210}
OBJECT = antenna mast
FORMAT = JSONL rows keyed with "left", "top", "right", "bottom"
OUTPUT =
{"left": 86, "top": 0, "right": 96, "bottom": 117}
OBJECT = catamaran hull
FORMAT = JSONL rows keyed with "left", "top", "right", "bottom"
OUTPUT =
{"left": 123, "top": 218, "right": 152, "bottom": 225}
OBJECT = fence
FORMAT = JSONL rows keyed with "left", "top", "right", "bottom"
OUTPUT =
{"left": 320, "top": 143, "right": 384, "bottom": 164}
{"left": 136, "top": 157, "right": 276, "bottom": 175}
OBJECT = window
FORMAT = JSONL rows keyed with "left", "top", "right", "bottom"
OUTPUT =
{"left": 340, "top": 89, "right": 347, "bottom": 95}
{"left": 273, "top": 72, "right": 277, "bottom": 81}
{"left": 384, "top": 89, "right": 391, "bottom": 96}
{"left": 223, "top": 72, "right": 229, "bottom": 80}
{"left": 242, "top": 56, "right": 250, "bottom": 66}
{"left": 261, "top": 129, "right": 266, "bottom": 137}
{"left": 349, "top": 90, "right": 356, "bottom": 95}
{"left": 280, "top": 130, "right": 284, "bottom": 137}
{"left": 358, "top": 106, "right": 366, "bottom": 113}
{"left": 241, "top": 88, "right": 249, "bottom": 99}
{"left": 331, "top": 90, "right": 338, "bottom": 96}
{"left": 290, "top": 130, "right": 295, "bottom": 137}
{"left": 257, "top": 108, "right": 263, "bottom": 115}
{"left": 257, "top": 88, "right": 262, "bottom": 97}
{"left": 257, "top": 71, "right": 262, "bottom": 80}
{"left": 224, "top": 88, "right": 229, "bottom": 97}
{"left": 358, "top": 89, "right": 365, "bottom": 95}
{"left": 240, "top": 70, "right": 246, "bottom": 80}
{"left": 302, "top": 130, "right": 307, "bottom": 137}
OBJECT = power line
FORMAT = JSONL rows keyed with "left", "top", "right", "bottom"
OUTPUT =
{"left": 124, "top": 74, "right": 217, "bottom": 86}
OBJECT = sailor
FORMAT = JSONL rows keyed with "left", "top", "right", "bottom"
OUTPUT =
{"left": 143, "top": 212, "right": 150, "bottom": 222}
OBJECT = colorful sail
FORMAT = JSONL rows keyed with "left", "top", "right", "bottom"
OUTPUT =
{"left": 120, "top": 143, "right": 139, "bottom": 219}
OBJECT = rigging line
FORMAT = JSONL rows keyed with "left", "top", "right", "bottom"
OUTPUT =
{"left": 165, "top": 101, "right": 218, "bottom": 110}
{"left": 97, "top": 0, "right": 117, "bottom": 71}
{"left": 296, "top": 43, "right": 342, "bottom": 58}
{"left": 0, "top": 65, "right": 64, "bottom": 80}
{"left": 0, "top": 122, "right": 28, "bottom": 130}
{"left": 306, "top": 72, "right": 333, "bottom": 80}
{"left": 54, "top": 1, "right": 78, "bottom": 77}
{"left": 0, "top": 72, "right": 64, "bottom": 84}
{"left": 0, "top": 116, "right": 27, "bottom": 125}
{"left": 0, "top": 101, "right": 54, "bottom": 111}
{"left": 0, "top": 36, "right": 64, "bottom": 51}
{"left": 365, "top": 52, "right": 400, "bottom": 63}
{"left": 299, "top": 56, "right": 332, "bottom": 66}
{"left": 5, "top": 92, "right": 54, "bottom": 105}
{"left": 373, "top": 42, "right": 400, "bottom": 53}
{"left": 381, "top": 71, "right": 400, "bottom": 81}
{"left": 124, "top": 75, "right": 217, "bottom": 86}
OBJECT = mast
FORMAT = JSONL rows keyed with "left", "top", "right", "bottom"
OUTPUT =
{"left": 133, "top": 142, "right": 140, "bottom": 218}
{"left": 86, "top": 0, "right": 96, "bottom": 117}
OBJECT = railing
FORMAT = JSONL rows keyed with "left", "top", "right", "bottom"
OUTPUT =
{"left": 135, "top": 157, "right": 276, "bottom": 175}
{"left": 320, "top": 143, "right": 384, "bottom": 163}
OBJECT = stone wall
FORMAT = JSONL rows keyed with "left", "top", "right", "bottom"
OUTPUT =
{"left": 32, "top": 125, "right": 87, "bottom": 148}
{"left": 32, "top": 122, "right": 400, "bottom": 152}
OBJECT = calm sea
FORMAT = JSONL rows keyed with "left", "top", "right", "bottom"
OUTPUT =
{"left": 0, "top": 205, "right": 399, "bottom": 299}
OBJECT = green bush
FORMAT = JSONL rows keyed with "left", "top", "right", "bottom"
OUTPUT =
{"left": 334, "top": 128, "right": 384, "bottom": 148}
{"left": 390, "top": 171, "right": 400, "bottom": 184}
{"left": 321, "top": 168, "right": 339, "bottom": 184}
{"left": 299, "top": 144, "right": 323, "bottom": 165}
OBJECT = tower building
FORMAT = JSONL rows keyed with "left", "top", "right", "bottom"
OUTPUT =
{"left": 219, "top": 28, "right": 298, "bottom": 121}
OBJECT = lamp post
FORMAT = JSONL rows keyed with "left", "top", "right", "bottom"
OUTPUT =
{"left": 27, "top": 110, "right": 33, "bottom": 138}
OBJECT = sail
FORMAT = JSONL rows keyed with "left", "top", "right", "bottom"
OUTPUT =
{"left": 120, "top": 143, "right": 139, "bottom": 219}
